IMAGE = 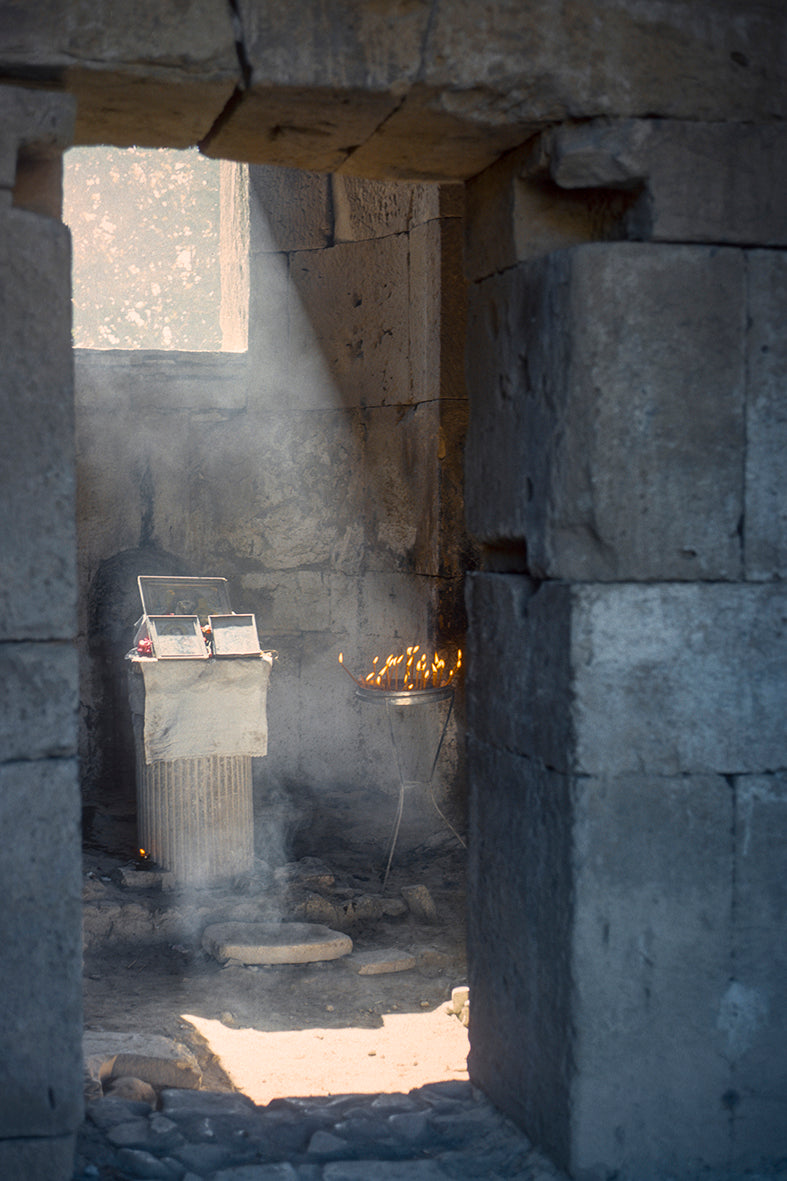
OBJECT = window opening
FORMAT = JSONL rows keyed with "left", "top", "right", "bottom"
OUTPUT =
{"left": 64, "top": 146, "right": 248, "bottom": 352}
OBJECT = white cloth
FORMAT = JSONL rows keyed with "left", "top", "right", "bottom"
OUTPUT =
{"left": 137, "top": 654, "right": 273, "bottom": 764}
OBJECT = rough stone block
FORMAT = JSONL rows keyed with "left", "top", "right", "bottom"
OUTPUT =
{"left": 572, "top": 583, "right": 787, "bottom": 777}
{"left": 332, "top": 177, "right": 460, "bottom": 242}
{"left": 83, "top": 1032, "right": 202, "bottom": 1091}
{"left": 363, "top": 401, "right": 440, "bottom": 574}
{"left": 0, "top": 641, "right": 77, "bottom": 760}
{"left": 0, "top": 1134, "right": 76, "bottom": 1181}
{"left": 0, "top": 85, "right": 75, "bottom": 194}
{"left": 466, "top": 739, "right": 573, "bottom": 1167}
{"left": 465, "top": 574, "right": 572, "bottom": 772}
{"left": 466, "top": 243, "right": 745, "bottom": 581}
{"left": 0, "top": 759, "right": 82, "bottom": 1139}
{"left": 465, "top": 142, "right": 631, "bottom": 282}
{"left": 0, "top": 208, "right": 76, "bottom": 640}
{"left": 571, "top": 771, "right": 733, "bottom": 1178}
{"left": 730, "top": 773, "right": 787, "bottom": 1164}
{"left": 249, "top": 165, "right": 331, "bottom": 252}
{"left": 745, "top": 250, "right": 787, "bottom": 580}
{"left": 546, "top": 120, "right": 787, "bottom": 246}
{"left": 289, "top": 235, "right": 411, "bottom": 409}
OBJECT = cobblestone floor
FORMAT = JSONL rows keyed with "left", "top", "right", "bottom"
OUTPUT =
{"left": 72, "top": 1080, "right": 568, "bottom": 1180}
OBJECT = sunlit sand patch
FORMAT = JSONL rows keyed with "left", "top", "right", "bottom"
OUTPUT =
{"left": 182, "top": 1006, "right": 469, "bottom": 1104}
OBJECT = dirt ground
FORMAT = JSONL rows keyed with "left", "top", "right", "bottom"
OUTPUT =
{"left": 81, "top": 837, "right": 470, "bottom": 1104}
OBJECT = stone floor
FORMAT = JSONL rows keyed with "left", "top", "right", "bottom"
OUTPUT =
{"left": 72, "top": 1079, "right": 568, "bottom": 1180}
{"left": 74, "top": 842, "right": 568, "bottom": 1179}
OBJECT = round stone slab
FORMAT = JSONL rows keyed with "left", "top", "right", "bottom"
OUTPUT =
{"left": 202, "top": 921, "right": 353, "bottom": 965}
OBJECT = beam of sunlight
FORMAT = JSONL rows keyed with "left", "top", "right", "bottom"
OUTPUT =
{"left": 181, "top": 1007, "right": 469, "bottom": 1104}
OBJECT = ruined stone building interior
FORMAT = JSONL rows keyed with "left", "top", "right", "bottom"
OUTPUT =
{"left": 1, "top": 2, "right": 786, "bottom": 1179}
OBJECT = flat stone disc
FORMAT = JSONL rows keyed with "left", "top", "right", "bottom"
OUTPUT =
{"left": 202, "top": 921, "right": 353, "bottom": 965}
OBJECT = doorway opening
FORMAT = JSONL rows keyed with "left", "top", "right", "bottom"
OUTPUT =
{"left": 66, "top": 145, "right": 472, "bottom": 1104}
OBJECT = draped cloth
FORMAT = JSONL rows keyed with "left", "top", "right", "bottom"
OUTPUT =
{"left": 132, "top": 654, "right": 273, "bottom": 764}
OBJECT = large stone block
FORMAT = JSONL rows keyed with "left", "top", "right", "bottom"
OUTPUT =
{"left": 0, "top": 208, "right": 76, "bottom": 641}
{"left": 546, "top": 120, "right": 787, "bottom": 247}
{"left": 0, "top": 85, "right": 74, "bottom": 196}
{"left": 730, "top": 773, "right": 787, "bottom": 1164}
{"left": 467, "top": 739, "right": 573, "bottom": 1167}
{"left": 0, "top": 642, "right": 77, "bottom": 761}
{"left": 465, "top": 574, "right": 573, "bottom": 772}
{"left": 333, "top": 177, "right": 461, "bottom": 242}
{"left": 216, "top": 0, "right": 786, "bottom": 177}
{"left": 465, "top": 141, "right": 632, "bottom": 282}
{"left": 745, "top": 250, "right": 787, "bottom": 580}
{"left": 572, "top": 583, "right": 787, "bottom": 777}
{"left": 0, "top": 759, "right": 83, "bottom": 1139}
{"left": 467, "top": 577, "right": 787, "bottom": 779}
{"left": 289, "top": 235, "right": 411, "bottom": 409}
{"left": 249, "top": 166, "right": 331, "bottom": 252}
{"left": 363, "top": 401, "right": 440, "bottom": 575}
{"left": 571, "top": 771, "right": 733, "bottom": 1179}
{"left": 0, "top": 4, "right": 238, "bottom": 149}
{"left": 466, "top": 243, "right": 745, "bottom": 580}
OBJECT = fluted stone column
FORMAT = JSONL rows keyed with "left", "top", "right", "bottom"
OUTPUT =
{"left": 136, "top": 755, "right": 254, "bottom": 885}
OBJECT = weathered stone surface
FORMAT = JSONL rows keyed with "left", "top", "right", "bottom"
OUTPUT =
{"left": 333, "top": 177, "right": 461, "bottom": 242}
{"left": 0, "top": 4, "right": 238, "bottom": 149}
{"left": 730, "top": 773, "right": 787, "bottom": 1164}
{"left": 0, "top": 1134, "right": 76, "bottom": 1181}
{"left": 545, "top": 119, "right": 787, "bottom": 246}
{"left": 274, "top": 856, "right": 335, "bottom": 891}
{"left": 401, "top": 884, "right": 439, "bottom": 923}
{"left": 0, "top": 641, "right": 77, "bottom": 760}
{"left": 572, "top": 582, "right": 787, "bottom": 777}
{"left": 105, "top": 1077, "right": 158, "bottom": 1106}
{"left": 0, "top": 85, "right": 75, "bottom": 193}
{"left": 465, "top": 574, "right": 573, "bottom": 771}
{"left": 571, "top": 771, "right": 733, "bottom": 1178}
{"left": 0, "top": 208, "right": 76, "bottom": 640}
{"left": 0, "top": 760, "right": 83, "bottom": 1139}
{"left": 202, "top": 921, "right": 353, "bottom": 964}
{"left": 467, "top": 740, "right": 573, "bottom": 1166}
{"left": 74, "top": 349, "right": 247, "bottom": 412}
{"left": 348, "top": 949, "right": 416, "bottom": 975}
{"left": 289, "top": 234, "right": 411, "bottom": 409}
{"left": 203, "top": 1, "right": 786, "bottom": 177}
{"left": 465, "top": 141, "right": 634, "bottom": 281}
{"left": 250, "top": 165, "right": 331, "bottom": 252}
{"left": 466, "top": 244, "right": 745, "bottom": 580}
{"left": 83, "top": 1032, "right": 202, "bottom": 1091}
{"left": 745, "top": 250, "right": 787, "bottom": 580}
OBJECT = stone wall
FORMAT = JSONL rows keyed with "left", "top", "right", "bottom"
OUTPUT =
{"left": 76, "top": 167, "right": 470, "bottom": 864}
{"left": 0, "top": 86, "right": 84, "bottom": 1179}
{"left": 465, "top": 122, "right": 787, "bottom": 1179}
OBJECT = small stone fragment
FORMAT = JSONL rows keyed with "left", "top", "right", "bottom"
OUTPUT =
{"left": 105, "top": 1076, "right": 157, "bottom": 1105}
{"left": 111, "top": 865, "right": 165, "bottom": 890}
{"left": 307, "top": 1129, "right": 350, "bottom": 1156}
{"left": 401, "top": 884, "right": 439, "bottom": 923}
{"left": 274, "top": 857, "right": 335, "bottom": 892}
{"left": 449, "top": 985, "right": 469, "bottom": 1014}
{"left": 348, "top": 949, "right": 417, "bottom": 975}
{"left": 114, "top": 1148, "right": 181, "bottom": 1179}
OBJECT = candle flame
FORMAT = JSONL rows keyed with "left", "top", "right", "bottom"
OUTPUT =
{"left": 338, "top": 646, "right": 462, "bottom": 690}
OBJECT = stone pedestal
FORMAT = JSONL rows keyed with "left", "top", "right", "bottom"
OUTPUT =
{"left": 136, "top": 754, "right": 254, "bottom": 885}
